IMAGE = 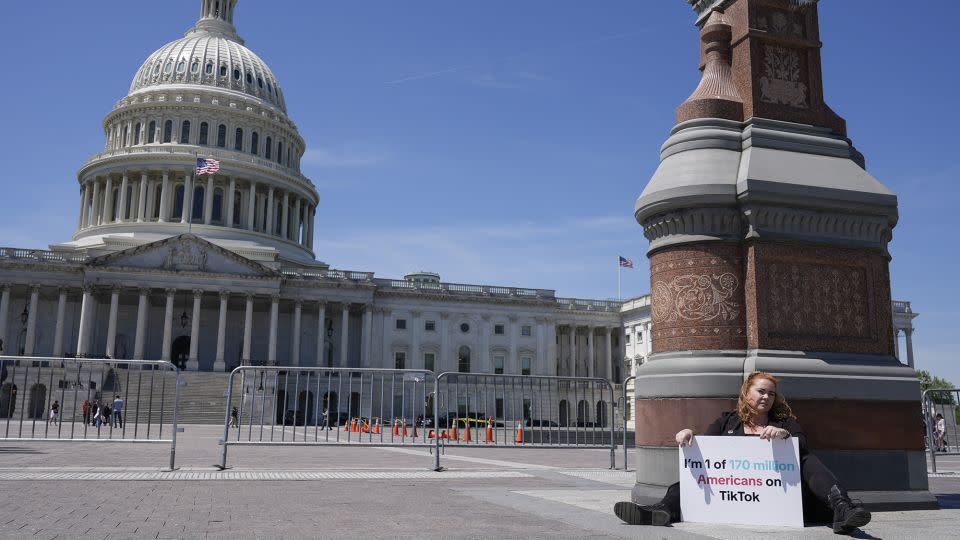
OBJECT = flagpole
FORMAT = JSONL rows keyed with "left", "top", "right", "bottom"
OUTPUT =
{"left": 618, "top": 259, "right": 621, "bottom": 301}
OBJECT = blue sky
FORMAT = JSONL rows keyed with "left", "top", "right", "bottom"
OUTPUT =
{"left": 0, "top": 1, "right": 956, "bottom": 382}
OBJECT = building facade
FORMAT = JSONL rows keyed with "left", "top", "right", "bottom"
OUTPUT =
{"left": 0, "top": 1, "right": 918, "bottom": 425}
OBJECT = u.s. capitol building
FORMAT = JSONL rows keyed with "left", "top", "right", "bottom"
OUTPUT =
{"left": 0, "top": 1, "right": 918, "bottom": 423}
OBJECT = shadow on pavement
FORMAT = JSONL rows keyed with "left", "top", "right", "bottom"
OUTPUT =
{"left": 0, "top": 446, "right": 46, "bottom": 454}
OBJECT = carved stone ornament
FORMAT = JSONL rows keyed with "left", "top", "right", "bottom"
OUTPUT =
{"left": 161, "top": 243, "right": 208, "bottom": 272}
{"left": 652, "top": 273, "right": 741, "bottom": 324}
{"left": 759, "top": 45, "right": 808, "bottom": 108}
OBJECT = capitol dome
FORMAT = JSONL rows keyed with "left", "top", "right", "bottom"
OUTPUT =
{"left": 60, "top": 0, "right": 322, "bottom": 267}
{"left": 129, "top": 16, "right": 287, "bottom": 113}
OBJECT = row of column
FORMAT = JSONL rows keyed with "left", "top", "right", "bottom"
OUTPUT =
{"left": 559, "top": 323, "right": 620, "bottom": 381}
{"left": 893, "top": 327, "right": 915, "bottom": 368}
{"left": 78, "top": 173, "right": 316, "bottom": 247}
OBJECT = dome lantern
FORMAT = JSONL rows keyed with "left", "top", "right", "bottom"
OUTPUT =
{"left": 189, "top": 0, "right": 242, "bottom": 43}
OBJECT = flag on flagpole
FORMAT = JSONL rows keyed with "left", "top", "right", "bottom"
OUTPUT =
{"left": 618, "top": 256, "right": 634, "bottom": 269}
{"left": 196, "top": 157, "right": 220, "bottom": 175}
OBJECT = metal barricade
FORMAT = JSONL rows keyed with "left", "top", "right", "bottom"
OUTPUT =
{"left": 922, "top": 388, "right": 960, "bottom": 473}
{"left": 621, "top": 375, "right": 636, "bottom": 470}
{"left": 218, "top": 366, "right": 437, "bottom": 469}
{"left": 0, "top": 356, "right": 181, "bottom": 468}
{"left": 432, "top": 373, "right": 617, "bottom": 471}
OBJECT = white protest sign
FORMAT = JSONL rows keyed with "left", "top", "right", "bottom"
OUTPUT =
{"left": 679, "top": 436, "right": 803, "bottom": 528}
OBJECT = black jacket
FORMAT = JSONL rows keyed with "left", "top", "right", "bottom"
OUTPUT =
{"left": 704, "top": 411, "right": 809, "bottom": 456}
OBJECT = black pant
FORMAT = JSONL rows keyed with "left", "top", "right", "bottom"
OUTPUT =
{"left": 660, "top": 452, "right": 840, "bottom": 523}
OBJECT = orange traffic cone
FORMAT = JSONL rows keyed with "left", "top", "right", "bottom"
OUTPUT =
{"left": 402, "top": 420, "right": 408, "bottom": 438}
{"left": 352, "top": 418, "right": 361, "bottom": 433}
{"left": 393, "top": 419, "right": 400, "bottom": 437}
{"left": 428, "top": 430, "right": 436, "bottom": 439}
{"left": 439, "top": 429, "right": 448, "bottom": 439}
{"left": 450, "top": 420, "right": 459, "bottom": 441}
{"left": 361, "top": 419, "right": 370, "bottom": 433}
{"left": 412, "top": 423, "right": 419, "bottom": 438}
{"left": 373, "top": 418, "right": 381, "bottom": 435}
{"left": 514, "top": 423, "right": 524, "bottom": 444}
{"left": 485, "top": 419, "right": 494, "bottom": 444}
{"left": 462, "top": 420, "right": 472, "bottom": 442}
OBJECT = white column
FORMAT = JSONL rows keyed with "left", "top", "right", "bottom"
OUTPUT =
{"left": 587, "top": 326, "right": 595, "bottom": 378}
{"left": 52, "top": 287, "right": 68, "bottom": 357}
{"left": 187, "top": 289, "right": 201, "bottom": 370}
{"left": 242, "top": 294, "right": 253, "bottom": 365}
{"left": 105, "top": 287, "right": 120, "bottom": 358}
{"left": 291, "top": 300, "right": 302, "bottom": 366}
{"left": 226, "top": 177, "right": 236, "bottom": 227}
{"left": 77, "top": 184, "right": 87, "bottom": 229}
{"left": 604, "top": 328, "right": 613, "bottom": 382}
{"left": 75, "top": 286, "right": 93, "bottom": 356}
{"left": 547, "top": 323, "right": 557, "bottom": 376}
{"left": 82, "top": 182, "right": 93, "bottom": 227}
{"left": 534, "top": 317, "right": 544, "bottom": 375}
{"left": 281, "top": 192, "right": 290, "bottom": 239}
{"left": 481, "top": 314, "right": 492, "bottom": 373}
{"left": 102, "top": 176, "right": 114, "bottom": 223}
{"left": 203, "top": 175, "right": 214, "bottom": 224}
{"left": 268, "top": 295, "right": 279, "bottom": 365}
{"left": 247, "top": 181, "right": 257, "bottom": 230}
{"left": 645, "top": 322, "right": 652, "bottom": 357}
{"left": 0, "top": 285, "right": 10, "bottom": 353}
{"left": 90, "top": 179, "right": 101, "bottom": 226}
{"left": 133, "top": 288, "right": 149, "bottom": 360}
{"left": 905, "top": 328, "right": 915, "bottom": 369}
{"left": 508, "top": 315, "right": 518, "bottom": 374}
{"left": 117, "top": 174, "right": 129, "bottom": 222}
{"left": 161, "top": 289, "right": 174, "bottom": 361}
{"left": 23, "top": 286, "right": 40, "bottom": 356}
{"left": 215, "top": 291, "right": 228, "bottom": 372}
{"left": 411, "top": 310, "right": 421, "bottom": 369}
{"left": 569, "top": 324, "right": 577, "bottom": 377}
{"left": 293, "top": 197, "right": 302, "bottom": 243}
{"left": 136, "top": 174, "right": 147, "bottom": 222}
{"left": 158, "top": 172, "right": 170, "bottom": 222}
{"left": 439, "top": 313, "right": 450, "bottom": 372}
{"left": 340, "top": 303, "right": 350, "bottom": 367}
{"left": 181, "top": 173, "right": 193, "bottom": 224}
{"left": 316, "top": 301, "right": 327, "bottom": 366}
{"left": 266, "top": 187, "right": 275, "bottom": 235}
{"left": 361, "top": 304, "right": 372, "bottom": 367}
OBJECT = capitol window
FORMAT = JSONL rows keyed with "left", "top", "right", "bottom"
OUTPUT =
{"left": 176, "top": 60, "right": 185, "bottom": 73}
{"left": 180, "top": 121, "right": 191, "bottom": 144}
{"left": 521, "top": 325, "right": 531, "bottom": 336}
{"left": 494, "top": 355, "right": 504, "bottom": 375}
{"left": 192, "top": 186, "right": 204, "bottom": 223}
{"left": 267, "top": 82, "right": 273, "bottom": 94}
{"left": 153, "top": 62, "right": 161, "bottom": 75}
{"left": 163, "top": 120, "right": 173, "bottom": 143}
{"left": 172, "top": 185, "right": 185, "bottom": 219}
{"left": 394, "top": 352, "right": 406, "bottom": 370}
{"left": 521, "top": 357, "right": 532, "bottom": 376}
{"left": 233, "top": 68, "right": 240, "bottom": 81}
{"left": 458, "top": 346, "right": 471, "bottom": 373}
{"left": 277, "top": 142, "right": 283, "bottom": 165}
{"left": 191, "top": 61, "right": 199, "bottom": 74}
{"left": 217, "top": 124, "right": 226, "bottom": 148}
{"left": 395, "top": 319, "right": 406, "bottom": 330}
{"left": 257, "top": 77, "right": 263, "bottom": 88}
{"left": 425, "top": 320, "right": 435, "bottom": 332}
{"left": 250, "top": 132, "right": 259, "bottom": 155}
{"left": 148, "top": 121, "right": 156, "bottom": 143}
{"left": 460, "top": 323, "right": 470, "bottom": 333}
{"left": 494, "top": 324, "right": 504, "bottom": 335}
{"left": 246, "top": 72, "right": 252, "bottom": 85}
{"left": 265, "top": 137, "right": 272, "bottom": 159}
{"left": 220, "top": 64, "right": 227, "bottom": 77}
{"left": 199, "top": 122, "right": 208, "bottom": 146}
{"left": 234, "top": 128, "right": 243, "bottom": 151}
{"left": 164, "top": 61, "right": 173, "bottom": 74}
{"left": 423, "top": 352, "right": 435, "bottom": 372}
{"left": 134, "top": 123, "right": 141, "bottom": 145}
{"left": 205, "top": 62, "right": 213, "bottom": 75}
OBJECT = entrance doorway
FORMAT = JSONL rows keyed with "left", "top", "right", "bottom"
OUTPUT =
{"left": 171, "top": 336, "right": 190, "bottom": 370}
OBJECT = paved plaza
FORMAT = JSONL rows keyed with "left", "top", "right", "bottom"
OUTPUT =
{"left": 0, "top": 425, "right": 957, "bottom": 539}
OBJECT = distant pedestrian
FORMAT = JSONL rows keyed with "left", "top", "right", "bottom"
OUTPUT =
{"left": 112, "top": 395, "right": 124, "bottom": 428}
{"left": 230, "top": 406, "right": 239, "bottom": 428}
{"left": 48, "top": 401, "right": 59, "bottom": 425}
{"left": 102, "top": 404, "right": 111, "bottom": 428}
{"left": 82, "top": 399, "right": 91, "bottom": 425}
{"left": 935, "top": 413, "right": 947, "bottom": 452}
{"left": 322, "top": 407, "right": 331, "bottom": 430}
{"left": 92, "top": 400, "right": 101, "bottom": 426}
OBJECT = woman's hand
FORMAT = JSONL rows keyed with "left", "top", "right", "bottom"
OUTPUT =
{"left": 675, "top": 428, "right": 694, "bottom": 447}
{"left": 759, "top": 426, "right": 790, "bottom": 440}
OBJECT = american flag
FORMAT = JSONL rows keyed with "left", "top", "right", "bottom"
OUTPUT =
{"left": 619, "top": 256, "right": 634, "bottom": 269}
{"left": 196, "top": 157, "right": 220, "bottom": 175}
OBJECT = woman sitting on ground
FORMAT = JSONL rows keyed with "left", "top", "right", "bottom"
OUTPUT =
{"left": 614, "top": 372, "right": 872, "bottom": 535}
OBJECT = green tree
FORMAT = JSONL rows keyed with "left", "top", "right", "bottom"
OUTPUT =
{"left": 917, "top": 370, "right": 956, "bottom": 405}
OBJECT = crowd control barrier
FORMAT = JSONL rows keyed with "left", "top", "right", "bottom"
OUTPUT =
{"left": 621, "top": 375, "right": 636, "bottom": 470}
{"left": 218, "top": 366, "right": 437, "bottom": 468}
{"left": 922, "top": 388, "right": 960, "bottom": 473}
{"left": 431, "top": 372, "right": 617, "bottom": 471}
{"left": 0, "top": 356, "right": 181, "bottom": 469}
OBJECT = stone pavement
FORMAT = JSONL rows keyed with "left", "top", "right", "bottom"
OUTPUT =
{"left": 0, "top": 425, "right": 958, "bottom": 539}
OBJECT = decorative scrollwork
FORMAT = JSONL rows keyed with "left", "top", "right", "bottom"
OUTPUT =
{"left": 651, "top": 273, "right": 740, "bottom": 323}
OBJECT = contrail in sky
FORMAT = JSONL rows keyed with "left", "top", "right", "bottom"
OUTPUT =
{"left": 386, "top": 29, "right": 648, "bottom": 85}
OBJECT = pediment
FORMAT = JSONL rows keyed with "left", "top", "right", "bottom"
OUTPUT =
{"left": 87, "top": 234, "right": 276, "bottom": 277}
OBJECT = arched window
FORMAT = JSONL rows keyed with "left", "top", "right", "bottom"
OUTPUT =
{"left": 205, "top": 62, "right": 214, "bottom": 75}
{"left": 257, "top": 77, "right": 263, "bottom": 89}
{"left": 176, "top": 60, "right": 185, "bottom": 73}
{"left": 275, "top": 201, "right": 282, "bottom": 233}
{"left": 134, "top": 122, "right": 141, "bottom": 145}
{"left": 232, "top": 191, "right": 242, "bottom": 225}
{"left": 164, "top": 60, "right": 173, "bottom": 74}
{"left": 192, "top": 186, "right": 204, "bottom": 222}
{"left": 216, "top": 124, "right": 226, "bottom": 147}
{"left": 148, "top": 121, "right": 156, "bottom": 143}
{"left": 153, "top": 62, "right": 161, "bottom": 75}
{"left": 265, "top": 136, "right": 272, "bottom": 160}
{"left": 190, "top": 61, "right": 199, "bottom": 74}
{"left": 180, "top": 120, "right": 191, "bottom": 144}
{"left": 219, "top": 64, "right": 227, "bottom": 77}
{"left": 577, "top": 400, "right": 589, "bottom": 426}
{"left": 246, "top": 72, "right": 253, "bottom": 85}
{"left": 124, "top": 185, "right": 134, "bottom": 219}
{"left": 172, "top": 185, "right": 185, "bottom": 219}
{"left": 277, "top": 141, "right": 283, "bottom": 164}
{"left": 250, "top": 132, "right": 259, "bottom": 155}
{"left": 212, "top": 188, "right": 224, "bottom": 223}
{"left": 121, "top": 126, "right": 128, "bottom": 147}
{"left": 233, "top": 68, "right": 241, "bottom": 81}
{"left": 199, "top": 122, "right": 209, "bottom": 145}
{"left": 234, "top": 128, "right": 243, "bottom": 151}
{"left": 111, "top": 188, "right": 119, "bottom": 221}
{"left": 559, "top": 400, "right": 569, "bottom": 426}
{"left": 153, "top": 184, "right": 163, "bottom": 219}
{"left": 163, "top": 120, "right": 173, "bottom": 143}
{"left": 458, "top": 346, "right": 471, "bottom": 373}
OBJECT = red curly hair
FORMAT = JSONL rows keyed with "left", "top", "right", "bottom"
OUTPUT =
{"left": 737, "top": 372, "right": 795, "bottom": 425}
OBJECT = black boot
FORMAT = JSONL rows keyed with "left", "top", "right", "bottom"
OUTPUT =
{"left": 613, "top": 501, "right": 673, "bottom": 526}
{"left": 827, "top": 485, "right": 871, "bottom": 535}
